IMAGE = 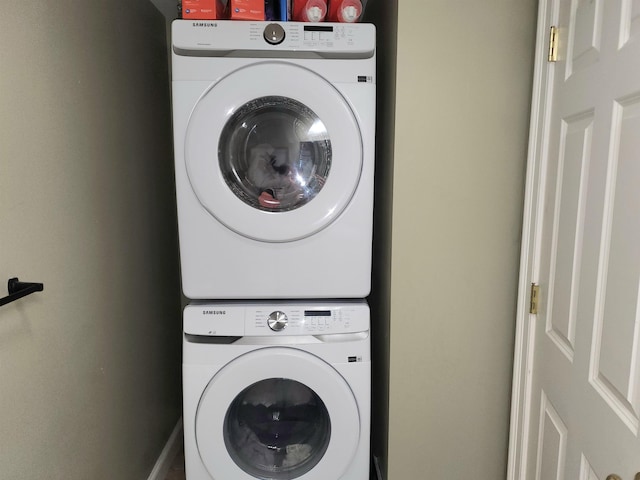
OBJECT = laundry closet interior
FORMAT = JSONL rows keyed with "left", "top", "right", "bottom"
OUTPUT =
{"left": 0, "top": 1, "right": 538, "bottom": 479}
{"left": 172, "top": 4, "right": 378, "bottom": 476}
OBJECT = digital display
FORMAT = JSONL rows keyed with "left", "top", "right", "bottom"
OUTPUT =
{"left": 304, "top": 310, "right": 331, "bottom": 316}
{"left": 303, "top": 26, "right": 334, "bottom": 33}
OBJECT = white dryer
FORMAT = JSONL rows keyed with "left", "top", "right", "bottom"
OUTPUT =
{"left": 182, "top": 300, "right": 370, "bottom": 480}
{"left": 171, "top": 21, "right": 376, "bottom": 299}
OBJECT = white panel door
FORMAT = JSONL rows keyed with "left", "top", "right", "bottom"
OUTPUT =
{"left": 509, "top": 0, "right": 640, "bottom": 479}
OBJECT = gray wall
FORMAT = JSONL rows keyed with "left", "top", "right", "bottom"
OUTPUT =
{"left": 0, "top": 1, "right": 182, "bottom": 478}
{"left": 387, "top": 1, "right": 537, "bottom": 479}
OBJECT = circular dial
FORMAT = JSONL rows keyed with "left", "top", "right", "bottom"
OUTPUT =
{"left": 263, "top": 23, "right": 286, "bottom": 45}
{"left": 267, "top": 311, "right": 288, "bottom": 331}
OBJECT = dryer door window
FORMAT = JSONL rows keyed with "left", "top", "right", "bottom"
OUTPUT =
{"left": 219, "top": 96, "right": 331, "bottom": 212}
{"left": 224, "top": 378, "right": 331, "bottom": 479}
{"left": 184, "top": 62, "right": 364, "bottom": 242}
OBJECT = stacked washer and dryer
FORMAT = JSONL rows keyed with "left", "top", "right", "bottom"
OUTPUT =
{"left": 171, "top": 19, "right": 376, "bottom": 480}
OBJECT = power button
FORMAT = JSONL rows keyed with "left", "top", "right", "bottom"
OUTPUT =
{"left": 264, "top": 23, "right": 286, "bottom": 45}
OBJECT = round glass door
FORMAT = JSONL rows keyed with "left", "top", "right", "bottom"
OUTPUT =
{"left": 224, "top": 378, "right": 331, "bottom": 479}
{"left": 219, "top": 96, "right": 332, "bottom": 212}
{"left": 195, "top": 347, "right": 361, "bottom": 480}
{"left": 184, "top": 62, "right": 363, "bottom": 242}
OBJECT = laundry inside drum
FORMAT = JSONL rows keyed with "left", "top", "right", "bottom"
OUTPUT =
{"left": 218, "top": 96, "right": 332, "bottom": 212}
{"left": 223, "top": 378, "right": 331, "bottom": 479}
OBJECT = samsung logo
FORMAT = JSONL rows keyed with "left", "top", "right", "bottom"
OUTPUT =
{"left": 203, "top": 310, "right": 226, "bottom": 315}
{"left": 192, "top": 22, "right": 218, "bottom": 27}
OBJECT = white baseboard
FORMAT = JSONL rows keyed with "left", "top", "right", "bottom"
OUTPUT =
{"left": 373, "top": 455, "right": 384, "bottom": 480}
{"left": 147, "top": 418, "right": 183, "bottom": 480}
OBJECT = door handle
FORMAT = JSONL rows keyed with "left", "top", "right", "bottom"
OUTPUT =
{"left": 0, "top": 277, "right": 44, "bottom": 307}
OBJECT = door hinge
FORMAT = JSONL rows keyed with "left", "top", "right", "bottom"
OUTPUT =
{"left": 530, "top": 283, "right": 540, "bottom": 315}
{"left": 548, "top": 26, "right": 559, "bottom": 62}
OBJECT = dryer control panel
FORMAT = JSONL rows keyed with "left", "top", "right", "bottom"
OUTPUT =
{"left": 183, "top": 301, "right": 369, "bottom": 337}
{"left": 172, "top": 20, "right": 375, "bottom": 59}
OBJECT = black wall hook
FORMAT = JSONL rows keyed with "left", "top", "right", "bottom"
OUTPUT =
{"left": 0, "top": 277, "right": 44, "bottom": 307}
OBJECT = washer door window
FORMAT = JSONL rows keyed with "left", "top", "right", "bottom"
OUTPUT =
{"left": 196, "top": 348, "right": 361, "bottom": 480}
{"left": 224, "top": 378, "right": 330, "bottom": 479}
{"left": 185, "top": 62, "right": 363, "bottom": 242}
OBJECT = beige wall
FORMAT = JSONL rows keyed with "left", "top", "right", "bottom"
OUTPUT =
{"left": 0, "top": 0, "right": 538, "bottom": 477}
{"left": 0, "top": 1, "right": 182, "bottom": 478}
{"left": 388, "top": 1, "right": 537, "bottom": 478}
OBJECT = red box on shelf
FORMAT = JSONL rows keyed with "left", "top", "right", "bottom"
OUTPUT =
{"left": 229, "top": 0, "right": 265, "bottom": 20}
{"left": 182, "top": 0, "right": 227, "bottom": 19}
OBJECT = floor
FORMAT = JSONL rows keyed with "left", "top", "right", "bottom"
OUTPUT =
{"left": 164, "top": 445, "right": 186, "bottom": 480}
{"left": 162, "top": 445, "right": 381, "bottom": 480}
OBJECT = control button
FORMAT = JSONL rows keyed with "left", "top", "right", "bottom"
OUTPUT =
{"left": 267, "top": 311, "right": 288, "bottom": 331}
{"left": 264, "top": 23, "right": 286, "bottom": 45}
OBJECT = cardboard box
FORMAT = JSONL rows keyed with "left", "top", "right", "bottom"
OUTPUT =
{"left": 229, "top": 0, "right": 265, "bottom": 20}
{"left": 182, "top": 0, "right": 227, "bottom": 19}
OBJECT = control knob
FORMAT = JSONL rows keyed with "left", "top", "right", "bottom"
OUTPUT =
{"left": 264, "top": 23, "right": 286, "bottom": 45}
{"left": 267, "top": 311, "right": 288, "bottom": 331}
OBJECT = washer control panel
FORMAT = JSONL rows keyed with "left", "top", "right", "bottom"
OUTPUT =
{"left": 183, "top": 302, "right": 369, "bottom": 337}
{"left": 249, "top": 306, "right": 365, "bottom": 335}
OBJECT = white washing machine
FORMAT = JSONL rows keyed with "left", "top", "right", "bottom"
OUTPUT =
{"left": 171, "top": 21, "right": 376, "bottom": 299}
{"left": 182, "top": 300, "right": 370, "bottom": 480}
